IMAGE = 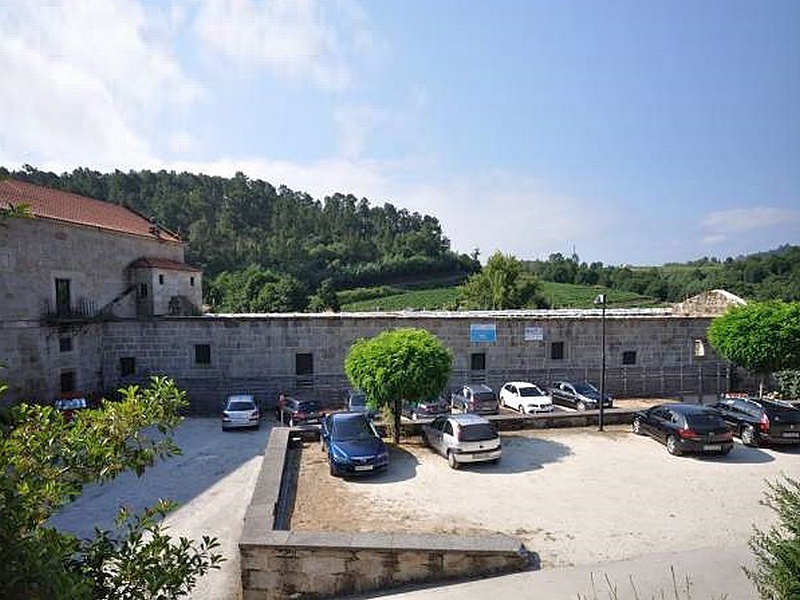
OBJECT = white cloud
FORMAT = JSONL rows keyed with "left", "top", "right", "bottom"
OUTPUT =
{"left": 0, "top": 0, "right": 200, "bottom": 166}
{"left": 191, "top": 0, "right": 368, "bottom": 91}
{"left": 701, "top": 206, "right": 800, "bottom": 244}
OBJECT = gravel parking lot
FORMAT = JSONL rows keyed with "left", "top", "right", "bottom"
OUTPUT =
{"left": 295, "top": 424, "right": 799, "bottom": 598}
{"left": 52, "top": 417, "right": 799, "bottom": 599}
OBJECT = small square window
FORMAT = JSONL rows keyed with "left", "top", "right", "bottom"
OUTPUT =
{"left": 158, "top": 274, "right": 164, "bottom": 285}
{"left": 622, "top": 350, "right": 637, "bottom": 365}
{"left": 470, "top": 352, "right": 486, "bottom": 371}
{"left": 120, "top": 357, "right": 136, "bottom": 377}
{"left": 551, "top": 341, "right": 565, "bottom": 360}
{"left": 59, "top": 337, "right": 73, "bottom": 352}
{"left": 195, "top": 344, "right": 211, "bottom": 365}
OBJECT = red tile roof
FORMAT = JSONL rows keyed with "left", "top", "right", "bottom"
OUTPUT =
{"left": 0, "top": 178, "right": 183, "bottom": 243}
{"left": 130, "top": 257, "right": 202, "bottom": 272}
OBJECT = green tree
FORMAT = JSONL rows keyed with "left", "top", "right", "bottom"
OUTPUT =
{"left": 0, "top": 376, "right": 224, "bottom": 599}
{"left": 745, "top": 475, "right": 800, "bottom": 600}
{"left": 707, "top": 301, "right": 800, "bottom": 395}
{"left": 457, "top": 251, "right": 547, "bottom": 309}
{"left": 344, "top": 328, "right": 453, "bottom": 444}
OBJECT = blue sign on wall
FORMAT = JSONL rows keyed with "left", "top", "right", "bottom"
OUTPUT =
{"left": 470, "top": 323, "right": 497, "bottom": 343}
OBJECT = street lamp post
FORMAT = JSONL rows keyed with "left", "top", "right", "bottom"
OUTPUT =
{"left": 594, "top": 294, "right": 607, "bottom": 432}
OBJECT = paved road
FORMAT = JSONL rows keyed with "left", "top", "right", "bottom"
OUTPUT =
{"left": 51, "top": 418, "right": 272, "bottom": 600}
{"left": 51, "top": 418, "right": 798, "bottom": 600}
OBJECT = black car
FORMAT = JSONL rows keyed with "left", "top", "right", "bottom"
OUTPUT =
{"left": 402, "top": 394, "right": 450, "bottom": 420}
{"left": 632, "top": 403, "right": 733, "bottom": 456}
{"left": 549, "top": 381, "right": 613, "bottom": 411}
{"left": 278, "top": 397, "right": 323, "bottom": 427}
{"left": 711, "top": 395, "right": 800, "bottom": 446}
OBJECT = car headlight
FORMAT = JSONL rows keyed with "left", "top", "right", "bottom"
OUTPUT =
{"left": 331, "top": 444, "right": 349, "bottom": 462}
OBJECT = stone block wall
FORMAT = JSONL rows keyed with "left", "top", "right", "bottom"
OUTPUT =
{"left": 240, "top": 427, "right": 532, "bottom": 600}
{"left": 95, "top": 310, "right": 729, "bottom": 414}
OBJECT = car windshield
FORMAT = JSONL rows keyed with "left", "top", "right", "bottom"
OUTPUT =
{"left": 574, "top": 383, "right": 598, "bottom": 395}
{"left": 333, "top": 417, "right": 376, "bottom": 441}
{"left": 519, "top": 386, "right": 544, "bottom": 397}
{"left": 350, "top": 393, "right": 366, "bottom": 407}
{"left": 228, "top": 401, "right": 255, "bottom": 411}
{"left": 459, "top": 423, "right": 498, "bottom": 442}
{"left": 298, "top": 401, "right": 319, "bottom": 412}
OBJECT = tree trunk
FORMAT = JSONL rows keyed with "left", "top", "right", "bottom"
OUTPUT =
{"left": 394, "top": 398, "right": 401, "bottom": 444}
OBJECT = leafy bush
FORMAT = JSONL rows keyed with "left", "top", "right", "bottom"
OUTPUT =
{"left": 0, "top": 376, "right": 224, "bottom": 599}
{"left": 745, "top": 475, "right": 800, "bottom": 600}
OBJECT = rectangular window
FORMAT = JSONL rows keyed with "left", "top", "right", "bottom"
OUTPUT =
{"left": 195, "top": 344, "right": 211, "bottom": 365}
{"left": 470, "top": 352, "right": 486, "bottom": 371}
{"left": 139, "top": 283, "right": 149, "bottom": 298}
{"left": 622, "top": 350, "right": 637, "bottom": 365}
{"left": 296, "top": 353, "right": 314, "bottom": 375}
{"left": 55, "top": 278, "right": 71, "bottom": 315}
{"left": 551, "top": 341, "right": 565, "bottom": 360}
{"left": 60, "top": 370, "right": 76, "bottom": 394}
{"left": 296, "top": 353, "right": 314, "bottom": 388}
{"left": 158, "top": 274, "right": 164, "bottom": 285}
{"left": 190, "top": 276, "right": 195, "bottom": 287}
{"left": 120, "top": 357, "right": 136, "bottom": 377}
{"left": 59, "top": 337, "right": 73, "bottom": 352}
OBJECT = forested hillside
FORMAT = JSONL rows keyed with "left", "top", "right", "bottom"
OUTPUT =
{"left": 4, "top": 165, "right": 797, "bottom": 310}
{"left": 2, "top": 166, "right": 479, "bottom": 311}
{"left": 526, "top": 246, "right": 800, "bottom": 303}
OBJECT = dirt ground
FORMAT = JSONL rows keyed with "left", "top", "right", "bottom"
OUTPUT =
{"left": 291, "top": 398, "right": 664, "bottom": 538}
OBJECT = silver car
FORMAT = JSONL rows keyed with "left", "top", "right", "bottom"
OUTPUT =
{"left": 221, "top": 394, "right": 260, "bottom": 430}
{"left": 421, "top": 414, "right": 501, "bottom": 469}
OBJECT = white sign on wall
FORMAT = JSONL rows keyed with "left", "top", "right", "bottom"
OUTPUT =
{"left": 524, "top": 326, "right": 544, "bottom": 341}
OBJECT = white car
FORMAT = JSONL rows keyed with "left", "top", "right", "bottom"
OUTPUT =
{"left": 421, "top": 414, "right": 501, "bottom": 469}
{"left": 221, "top": 394, "right": 261, "bottom": 430}
{"left": 499, "top": 381, "right": 553, "bottom": 414}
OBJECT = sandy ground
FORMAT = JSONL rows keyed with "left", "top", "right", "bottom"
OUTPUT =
{"left": 293, "top": 421, "right": 798, "bottom": 570}
{"left": 49, "top": 404, "right": 799, "bottom": 599}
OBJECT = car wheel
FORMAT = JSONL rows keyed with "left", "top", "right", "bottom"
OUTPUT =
{"left": 576, "top": 401, "right": 586, "bottom": 411}
{"left": 499, "top": 396, "right": 505, "bottom": 408}
{"left": 720, "top": 446, "right": 732, "bottom": 456}
{"left": 447, "top": 450, "right": 459, "bottom": 470}
{"left": 741, "top": 425, "right": 756, "bottom": 446}
{"left": 666, "top": 435, "right": 681, "bottom": 456}
{"left": 329, "top": 461, "right": 338, "bottom": 477}
{"left": 518, "top": 404, "right": 525, "bottom": 414}
{"left": 490, "top": 457, "right": 500, "bottom": 465}
{"left": 632, "top": 417, "right": 642, "bottom": 435}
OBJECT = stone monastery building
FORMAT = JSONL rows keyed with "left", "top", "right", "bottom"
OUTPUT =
{"left": 0, "top": 179, "right": 748, "bottom": 414}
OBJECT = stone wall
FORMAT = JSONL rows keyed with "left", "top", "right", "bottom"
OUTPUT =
{"left": 240, "top": 428, "right": 533, "bottom": 600}
{"left": 95, "top": 310, "right": 730, "bottom": 414}
{"left": 0, "top": 215, "right": 186, "bottom": 403}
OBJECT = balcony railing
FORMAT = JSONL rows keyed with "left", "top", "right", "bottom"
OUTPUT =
{"left": 42, "top": 298, "right": 99, "bottom": 322}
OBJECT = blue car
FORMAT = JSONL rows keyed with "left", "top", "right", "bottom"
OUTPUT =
{"left": 320, "top": 412, "right": 389, "bottom": 477}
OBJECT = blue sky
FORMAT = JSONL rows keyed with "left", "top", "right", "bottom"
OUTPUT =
{"left": 1, "top": 0, "right": 798, "bottom": 265}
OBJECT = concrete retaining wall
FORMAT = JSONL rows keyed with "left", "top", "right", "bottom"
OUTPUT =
{"left": 240, "top": 427, "right": 533, "bottom": 600}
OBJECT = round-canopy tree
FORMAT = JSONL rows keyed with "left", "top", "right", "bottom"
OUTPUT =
{"left": 707, "top": 301, "right": 800, "bottom": 396}
{"left": 344, "top": 328, "right": 453, "bottom": 444}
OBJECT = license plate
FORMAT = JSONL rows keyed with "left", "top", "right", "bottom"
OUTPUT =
{"left": 703, "top": 444, "right": 722, "bottom": 451}
{"left": 354, "top": 465, "right": 373, "bottom": 471}
{"left": 782, "top": 432, "right": 800, "bottom": 438}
